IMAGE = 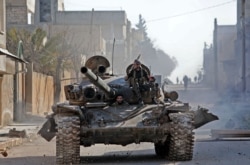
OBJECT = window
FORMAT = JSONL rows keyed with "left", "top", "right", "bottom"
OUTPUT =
{"left": 40, "top": 0, "right": 52, "bottom": 22}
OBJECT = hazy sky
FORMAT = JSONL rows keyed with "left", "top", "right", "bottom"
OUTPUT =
{"left": 64, "top": 0, "right": 237, "bottom": 82}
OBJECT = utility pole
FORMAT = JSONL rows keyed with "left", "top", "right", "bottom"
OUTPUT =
{"left": 14, "top": 40, "right": 24, "bottom": 122}
{"left": 88, "top": 8, "right": 94, "bottom": 56}
{"left": 213, "top": 18, "right": 218, "bottom": 90}
{"left": 241, "top": 0, "right": 246, "bottom": 92}
{"left": 111, "top": 38, "right": 115, "bottom": 75}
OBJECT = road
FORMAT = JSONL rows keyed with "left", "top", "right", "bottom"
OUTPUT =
{"left": 1, "top": 84, "right": 250, "bottom": 165}
{"left": 1, "top": 135, "right": 250, "bottom": 165}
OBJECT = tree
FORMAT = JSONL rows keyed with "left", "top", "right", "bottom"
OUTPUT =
{"left": 135, "top": 14, "right": 149, "bottom": 41}
{"left": 7, "top": 28, "right": 50, "bottom": 72}
{"left": 7, "top": 28, "right": 82, "bottom": 103}
{"left": 133, "top": 14, "right": 177, "bottom": 77}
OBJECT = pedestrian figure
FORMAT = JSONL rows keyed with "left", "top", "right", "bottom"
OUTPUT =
{"left": 183, "top": 75, "right": 188, "bottom": 90}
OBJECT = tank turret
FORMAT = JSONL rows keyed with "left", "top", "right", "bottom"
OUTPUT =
{"left": 80, "top": 66, "right": 117, "bottom": 98}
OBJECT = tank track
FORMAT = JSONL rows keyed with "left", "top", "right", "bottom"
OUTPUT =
{"left": 155, "top": 112, "right": 194, "bottom": 161}
{"left": 55, "top": 114, "right": 80, "bottom": 164}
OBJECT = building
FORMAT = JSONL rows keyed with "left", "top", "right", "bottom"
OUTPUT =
{"left": 6, "top": 0, "right": 140, "bottom": 75}
{"left": 214, "top": 20, "right": 237, "bottom": 91}
{"left": 203, "top": 19, "right": 237, "bottom": 92}
{"left": 203, "top": 0, "right": 250, "bottom": 94}
{"left": 34, "top": 0, "right": 134, "bottom": 74}
{"left": 202, "top": 42, "right": 214, "bottom": 87}
{"left": 4, "top": 0, "right": 144, "bottom": 117}
{"left": 0, "top": 0, "right": 27, "bottom": 127}
{"left": 237, "top": 0, "right": 250, "bottom": 93}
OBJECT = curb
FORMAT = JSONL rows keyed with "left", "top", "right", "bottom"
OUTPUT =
{"left": 0, "top": 126, "right": 41, "bottom": 156}
{"left": 0, "top": 138, "right": 24, "bottom": 150}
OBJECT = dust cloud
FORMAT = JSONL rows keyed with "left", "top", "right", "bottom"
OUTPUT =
{"left": 176, "top": 87, "right": 250, "bottom": 130}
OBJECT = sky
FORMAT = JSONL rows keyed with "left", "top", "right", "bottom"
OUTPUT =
{"left": 63, "top": 0, "right": 237, "bottom": 82}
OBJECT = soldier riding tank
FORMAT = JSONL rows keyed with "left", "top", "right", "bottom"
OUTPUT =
{"left": 38, "top": 55, "right": 218, "bottom": 164}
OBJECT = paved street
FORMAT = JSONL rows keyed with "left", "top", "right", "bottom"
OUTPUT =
{"left": 1, "top": 84, "right": 250, "bottom": 165}
{"left": 1, "top": 132, "right": 250, "bottom": 165}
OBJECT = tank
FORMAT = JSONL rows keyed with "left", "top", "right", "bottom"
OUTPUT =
{"left": 38, "top": 55, "right": 218, "bottom": 164}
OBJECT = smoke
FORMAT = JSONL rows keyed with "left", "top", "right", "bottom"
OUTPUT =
{"left": 176, "top": 86, "right": 250, "bottom": 130}
{"left": 143, "top": 49, "right": 177, "bottom": 76}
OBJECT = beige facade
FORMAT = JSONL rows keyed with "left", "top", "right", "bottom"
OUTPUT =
{"left": 32, "top": 0, "right": 132, "bottom": 74}
{"left": 203, "top": 0, "right": 250, "bottom": 92}
{"left": 0, "top": 52, "right": 27, "bottom": 127}
{"left": 6, "top": 0, "right": 137, "bottom": 74}
{"left": 46, "top": 24, "right": 105, "bottom": 56}
{"left": 50, "top": 10, "right": 130, "bottom": 74}
{"left": 2, "top": 0, "right": 144, "bottom": 121}
{"left": 204, "top": 20, "right": 237, "bottom": 91}
{"left": 6, "top": 0, "right": 28, "bottom": 25}
{"left": 0, "top": 0, "right": 28, "bottom": 127}
{"left": 0, "top": 0, "right": 6, "bottom": 48}
{"left": 25, "top": 63, "right": 69, "bottom": 115}
{"left": 243, "top": 0, "right": 250, "bottom": 92}
{"left": 216, "top": 25, "right": 237, "bottom": 90}
{"left": 203, "top": 43, "right": 214, "bottom": 87}
{"left": 26, "top": 70, "right": 54, "bottom": 115}
{"left": 0, "top": 74, "right": 13, "bottom": 126}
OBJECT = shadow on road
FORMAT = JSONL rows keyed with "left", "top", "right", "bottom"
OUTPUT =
{"left": 81, "top": 149, "right": 166, "bottom": 164}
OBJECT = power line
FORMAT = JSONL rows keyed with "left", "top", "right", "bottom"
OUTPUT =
{"left": 65, "top": 1, "right": 122, "bottom": 10}
{"left": 147, "top": 0, "right": 236, "bottom": 23}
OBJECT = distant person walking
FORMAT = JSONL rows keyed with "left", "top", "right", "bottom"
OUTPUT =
{"left": 176, "top": 77, "right": 179, "bottom": 84}
{"left": 183, "top": 75, "right": 188, "bottom": 90}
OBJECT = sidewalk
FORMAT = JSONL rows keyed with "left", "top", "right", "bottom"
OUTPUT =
{"left": 0, "top": 114, "right": 46, "bottom": 156}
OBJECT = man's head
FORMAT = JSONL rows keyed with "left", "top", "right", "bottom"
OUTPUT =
{"left": 116, "top": 94, "right": 124, "bottom": 104}
{"left": 149, "top": 76, "right": 155, "bottom": 82}
{"left": 133, "top": 59, "right": 141, "bottom": 69}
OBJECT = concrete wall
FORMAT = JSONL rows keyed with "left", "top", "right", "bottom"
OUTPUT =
{"left": 6, "top": 0, "right": 28, "bottom": 25}
{"left": 31, "top": 71, "right": 54, "bottom": 115}
{"left": 0, "top": 56, "right": 24, "bottom": 74}
{"left": 203, "top": 44, "right": 215, "bottom": 87}
{"left": 48, "top": 24, "right": 104, "bottom": 56}
{"left": 0, "top": 0, "right": 6, "bottom": 48}
{"left": 8, "top": 0, "right": 131, "bottom": 75}
{"left": 236, "top": 0, "right": 250, "bottom": 92}
{"left": 0, "top": 0, "right": 29, "bottom": 126}
{"left": 55, "top": 11, "right": 126, "bottom": 25}
{"left": 0, "top": 56, "right": 70, "bottom": 125}
{"left": 0, "top": 74, "right": 14, "bottom": 126}
{"left": 216, "top": 25, "right": 237, "bottom": 90}
{"left": 25, "top": 63, "right": 70, "bottom": 116}
{"left": 3, "top": 0, "right": 135, "bottom": 119}
{"left": 244, "top": 0, "right": 250, "bottom": 92}
{"left": 25, "top": 62, "right": 53, "bottom": 115}
{"left": 53, "top": 10, "right": 128, "bottom": 73}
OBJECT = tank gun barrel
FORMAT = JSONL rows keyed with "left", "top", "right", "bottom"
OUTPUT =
{"left": 81, "top": 66, "right": 116, "bottom": 98}
{"left": 98, "top": 65, "right": 106, "bottom": 74}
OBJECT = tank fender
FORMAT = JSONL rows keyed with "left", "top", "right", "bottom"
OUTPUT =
{"left": 193, "top": 107, "right": 219, "bottom": 128}
{"left": 38, "top": 104, "right": 85, "bottom": 142}
{"left": 37, "top": 114, "right": 57, "bottom": 141}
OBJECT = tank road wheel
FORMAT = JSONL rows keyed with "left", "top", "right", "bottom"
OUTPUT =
{"left": 167, "top": 112, "right": 195, "bottom": 161}
{"left": 56, "top": 114, "right": 80, "bottom": 165}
